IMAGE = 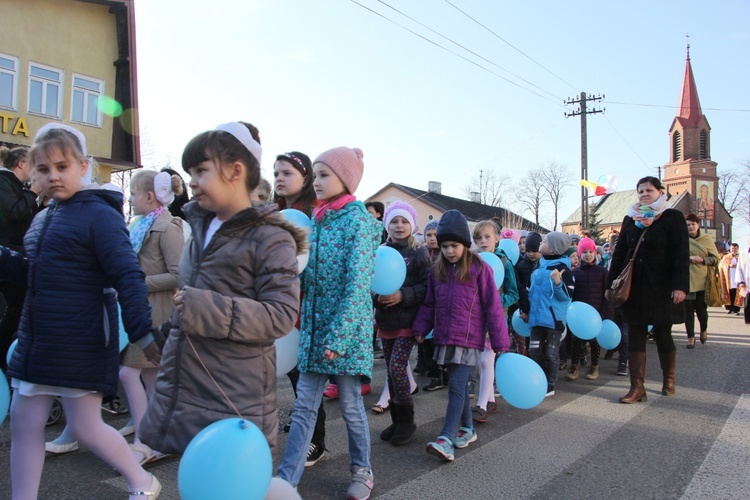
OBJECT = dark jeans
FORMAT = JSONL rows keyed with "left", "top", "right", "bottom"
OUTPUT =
{"left": 0, "top": 282, "right": 25, "bottom": 371}
{"left": 629, "top": 323, "right": 675, "bottom": 354}
{"left": 684, "top": 291, "right": 708, "bottom": 339}
{"left": 287, "top": 366, "right": 326, "bottom": 449}
{"left": 529, "top": 326, "right": 563, "bottom": 392}
{"left": 727, "top": 288, "right": 740, "bottom": 313}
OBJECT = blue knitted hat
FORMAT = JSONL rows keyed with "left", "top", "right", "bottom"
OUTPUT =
{"left": 436, "top": 210, "right": 471, "bottom": 248}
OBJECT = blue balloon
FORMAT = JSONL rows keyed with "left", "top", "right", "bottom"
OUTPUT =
{"left": 0, "top": 375, "right": 9, "bottom": 426}
{"left": 495, "top": 353, "right": 546, "bottom": 409}
{"left": 179, "top": 418, "right": 272, "bottom": 500}
{"left": 6, "top": 338, "right": 17, "bottom": 366}
{"left": 498, "top": 239, "right": 520, "bottom": 266}
{"left": 280, "top": 209, "right": 313, "bottom": 237}
{"left": 511, "top": 310, "right": 531, "bottom": 337}
{"left": 371, "top": 246, "right": 406, "bottom": 295}
{"left": 597, "top": 319, "right": 622, "bottom": 350}
{"left": 479, "top": 252, "right": 505, "bottom": 290}
{"left": 567, "top": 302, "right": 603, "bottom": 341}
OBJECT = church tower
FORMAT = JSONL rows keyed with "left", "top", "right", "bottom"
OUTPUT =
{"left": 662, "top": 44, "right": 718, "bottom": 225}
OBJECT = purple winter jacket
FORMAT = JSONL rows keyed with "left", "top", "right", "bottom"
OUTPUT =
{"left": 412, "top": 258, "right": 509, "bottom": 353}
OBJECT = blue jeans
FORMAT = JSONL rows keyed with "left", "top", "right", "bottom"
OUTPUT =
{"left": 439, "top": 364, "right": 473, "bottom": 441}
{"left": 278, "top": 372, "right": 371, "bottom": 487}
{"left": 529, "top": 326, "right": 562, "bottom": 392}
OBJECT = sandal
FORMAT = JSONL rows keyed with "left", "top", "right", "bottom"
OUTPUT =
{"left": 129, "top": 473, "right": 161, "bottom": 498}
{"left": 371, "top": 403, "right": 389, "bottom": 414}
{"left": 130, "top": 442, "right": 155, "bottom": 466}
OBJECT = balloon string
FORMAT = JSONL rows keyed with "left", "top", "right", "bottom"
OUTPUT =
{"left": 184, "top": 333, "right": 246, "bottom": 421}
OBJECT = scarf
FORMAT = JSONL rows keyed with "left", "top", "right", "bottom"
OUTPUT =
{"left": 129, "top": 206, "right": 167, "bottom": 254}
{"left": 627, "top": 193, "right": 668, "bottom": 229}
{"left": 313, "top": 194, "right": 356, "bottom": 222}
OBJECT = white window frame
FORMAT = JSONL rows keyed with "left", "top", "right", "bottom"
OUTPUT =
{"left": 0, "top": 53, "right": 19, "bottom": 111}
{"left": 70, "top": 73, "right": 103, "bottom": 127}
{"left": 28, "top": 62, "right": 63, "bottom": 119}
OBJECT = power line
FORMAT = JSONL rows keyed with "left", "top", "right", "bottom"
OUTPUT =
{"left": 602, "top": 114, "right": 652, "bottom": 172}
{"left": 374, "top": 0, "right": 566, "bottom": 103}
{"left": 443, "top": 0, "right": 580, "bottom": 93}
{"left": 348, "top": 0, "right": 566, "bottom": 109}
{"left": 606, "top": 100, "right": 750, "bottom": 113}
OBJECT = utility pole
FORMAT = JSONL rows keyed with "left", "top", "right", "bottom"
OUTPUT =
{"left": 565, "top": 92, "right": 604, "bottom": 231}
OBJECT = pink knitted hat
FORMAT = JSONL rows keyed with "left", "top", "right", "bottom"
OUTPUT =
{"left": 314, "top": 147, "right": 365, "bottom": 194}
{"left": 578, "top": 237, "right": 597, "bottom": 255}
{"left": 384, "top": 200, "right": 418, "bottom": 234}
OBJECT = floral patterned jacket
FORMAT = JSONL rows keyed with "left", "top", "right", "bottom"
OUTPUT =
{"left": 297, "top": 201, "right": 381, "bottom": 377}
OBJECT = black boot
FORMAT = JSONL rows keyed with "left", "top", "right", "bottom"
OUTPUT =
{"left": 379, "top": 400, "right": 397, "bottom": 441}
{"left": 390, "top": 399, "right": 416, "bottom": 446}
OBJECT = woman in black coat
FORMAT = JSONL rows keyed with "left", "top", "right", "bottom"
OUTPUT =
{"left": 608, "top": 176, "right": 689, "bottom": 403}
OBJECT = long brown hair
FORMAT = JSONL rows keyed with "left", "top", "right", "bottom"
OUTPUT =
{"left": 434, "top": 246, "right": 480, "bottom": 283}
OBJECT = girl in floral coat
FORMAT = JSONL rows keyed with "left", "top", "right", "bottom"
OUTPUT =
{"left": 278, "top": 147, "right": 381, "bottom": 500}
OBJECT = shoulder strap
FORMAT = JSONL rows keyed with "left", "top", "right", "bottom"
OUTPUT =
{"left": 630, "top": 229, "right": 648, "bottom": 260}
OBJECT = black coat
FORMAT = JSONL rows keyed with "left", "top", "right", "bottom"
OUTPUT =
{"left": 0, "top": 170, "right": 39, "bottom": 253}
{"left": 515, "top": 253, "right": 540, "bottom": 313}
{"left": 607, "top": 209, "right": 689, "bottom": 326}
{"left": 572, "top": 261, "right": 614, "bottom": 320}
{"left": 373, "top": 241, "right": 431, "bottom": 330}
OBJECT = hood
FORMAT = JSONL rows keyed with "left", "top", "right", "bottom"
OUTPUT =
{"left": 54, "top": 185, "right": 124, "bottom": 213}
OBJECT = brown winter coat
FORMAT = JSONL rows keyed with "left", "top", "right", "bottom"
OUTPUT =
{"left": 121, "top": 211, "right": 184, "bottom": 369}
{"left": 140, "top": 201, "right": 307, "bottom": 457}
{"left": 608, "top": 209, "right": 690, "bottom": 325}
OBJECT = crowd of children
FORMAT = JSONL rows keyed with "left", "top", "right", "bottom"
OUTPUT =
{"left": 0, "top": 119, "right": 627, "bottom": 500}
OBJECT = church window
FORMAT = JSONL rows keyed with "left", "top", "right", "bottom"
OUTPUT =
{"left": 699, "top": 129, "right": 707, "bottom": 159}
{"left": 673, "top": 131, "right": 681, "bottom": 162}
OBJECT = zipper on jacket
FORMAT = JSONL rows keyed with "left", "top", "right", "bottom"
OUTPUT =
{"left": 465, "top": 288, "right": 478, "bottom": 343}
{"left": 24, "top": 204, "right": 58, "bottom": 378}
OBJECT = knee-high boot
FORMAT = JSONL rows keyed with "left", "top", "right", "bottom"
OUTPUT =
{"left": 658, "top": 350, "right": 676, "bottom": 395}
{"left": 380, "top": 400, "right": 397, "bottom": 441}
{"left": 390, "top": 399, "right": 416, "bottom": 446}
{"left": 619, "top": 352, "right": 647, "bottom": 404}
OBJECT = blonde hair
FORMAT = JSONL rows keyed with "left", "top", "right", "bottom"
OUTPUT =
{"left": 29, "top": 127, "right": 98, "bottom": 178}
{"left": 132, "top": 170, "right": 182, "bottom": 202}
{"left": 472, "top": 220, "right": 501, "bottom": 243}
{"left": 0, "top": 145, "right": 28, "bottom": 170}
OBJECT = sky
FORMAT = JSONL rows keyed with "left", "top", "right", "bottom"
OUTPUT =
{"left": 133, "top": 0, "right": 750, "bottom": 242}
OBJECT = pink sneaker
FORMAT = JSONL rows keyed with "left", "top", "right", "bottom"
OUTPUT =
{"left": 323, "top": 383, "right": 339, "bottom": 399}
{"left": 360, "top": 383, "right": 371, "bottom": 396}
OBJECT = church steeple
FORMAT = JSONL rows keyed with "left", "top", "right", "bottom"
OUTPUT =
{"left": 677, "top": 44, "right": 704, "bottom": 128}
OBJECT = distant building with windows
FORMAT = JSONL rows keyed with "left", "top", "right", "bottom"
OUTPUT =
{"left": 0, "top": 0, "right": 140, "bottom": 180}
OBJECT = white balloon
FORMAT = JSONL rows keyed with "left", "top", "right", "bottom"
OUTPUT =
{"left": 296, "top": 251, "right": 309, "bottom": 274}
{"left": 265, "top": 477, "right": 302, "bottom": 500}
{"left": 275, "top": 328, "right": 300, "bottom": 378}
{"left": 561, "top": 326, "right": 567, "bottom": 341}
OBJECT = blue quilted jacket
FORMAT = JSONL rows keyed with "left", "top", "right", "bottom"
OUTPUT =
{"left": 1, "top": 188, "right": 152, "bottom": 395}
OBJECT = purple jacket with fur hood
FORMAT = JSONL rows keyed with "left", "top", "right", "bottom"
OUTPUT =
{"left": 412, "top": 258, "right": 509, "bottom": 352}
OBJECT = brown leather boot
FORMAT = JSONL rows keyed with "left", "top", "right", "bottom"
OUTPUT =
{"left": 658, "top": 350, "right": 676, "bottom": 395}
{"left": 620, "top": 352, "right": 647, "bottom": 404}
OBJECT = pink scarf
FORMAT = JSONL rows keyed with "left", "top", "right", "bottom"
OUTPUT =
{"left": 313, "top": 195, "right": 356, "bottom": 222}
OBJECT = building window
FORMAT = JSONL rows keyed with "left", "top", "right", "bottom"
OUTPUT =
{"left": 0, "top": 53, "right": 18, "bottom": 110}
{"left": 672, "top": 130, "right": 681, "bottom": 162}
{"left": 28, "top": 63, "right": 63, "bottom": 118}
{"left": 71, "top": 74, "right": 103, "bottom": 127}
{"left": 721, "top": 222, "right": 726, "bottom": 237}
{"left": 699, "top": 129, "right": 707, "bottom": 159}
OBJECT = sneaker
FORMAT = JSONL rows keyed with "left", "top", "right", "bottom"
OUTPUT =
{"left": 565, "top": 365, "right": 579, "bottom": 381}
{"left": 118, "top": 419, "right": 135, "bottom": 437}
{"left": 472, "top": 405, "right": 488, "bottom": 423}
{"left": 305, "top": 443, "right": 325, "bottom": 467}
{"left": 360, "top": 383, "right": 371, "bottom": 396}
{"left": 585, "top": 365, "right": 599, "bottom": 380}
{"left": 545, "top": 390, "right": 555, "bottom": 398}
{"left": 346, "top": 466, "right": 374, "bottom": 500}
{"left": 467, "top": 380, "right": 476, "bottom": 400}
{"left": 426, "top": 436, "right": 454, "bottom": 461}
{"left": 453, "top": 427, "right": 477, "bottom": 449}
{"left": 45, "top": 440, "right": 79, "bottom": 454}
{"left": 486, "top": 401, "right": 498, "bottom": 414}
{"left": 423, "top": 378, "right": 445, "bottom": 391}
{"left": 493, "top": 382, "right": 501, "bottom": 399}
{"left": 616, "top": 363, "right": 628, "bottom": 376}
{"left": 323, "top": 383, "right": 339, "bottom": 399}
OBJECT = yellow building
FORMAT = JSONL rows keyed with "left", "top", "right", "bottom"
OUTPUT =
{"left": 0, "top": 0, "right": 140, "bottom": 181}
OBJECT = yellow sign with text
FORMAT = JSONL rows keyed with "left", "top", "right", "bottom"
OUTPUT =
{"left": 0, "top": 113, "right": 30, "bottom": 137}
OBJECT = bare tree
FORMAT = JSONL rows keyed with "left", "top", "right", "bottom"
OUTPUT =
{"left": 515, "top": 166, "right": 547, "bottom": 226}
{"left": 539, "top": 160, "right": 573, "bottom": 230}
{"left": 717, "top": 166, "right": 748, "bottom": 218}
{"left": 464, "top": 169, "right": 512, "bottom": 207}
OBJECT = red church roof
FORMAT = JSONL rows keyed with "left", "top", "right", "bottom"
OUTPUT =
{"left": 677, "top": 45, "right": 704, "bottom": 128}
